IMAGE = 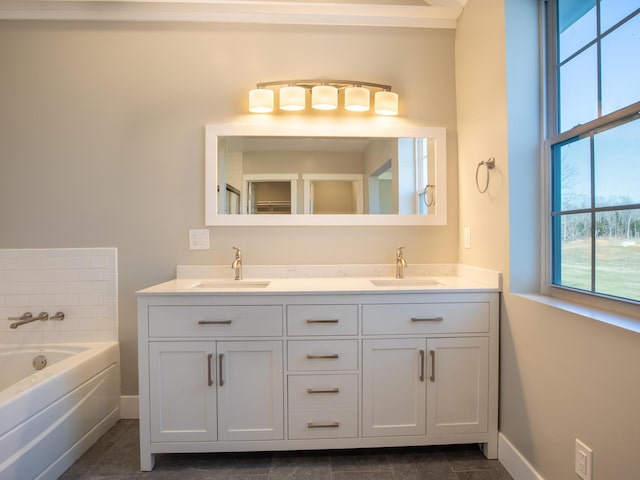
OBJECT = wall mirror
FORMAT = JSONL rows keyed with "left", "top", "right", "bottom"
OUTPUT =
{"left": 205, "top": 123, "right": 447, "bottom": 226}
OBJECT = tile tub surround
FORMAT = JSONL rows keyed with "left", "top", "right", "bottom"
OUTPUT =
{"left": 60, "top": 420, "right": 513, "bottom": 480}
{"left": 0, "top": 248, "right": 118, "bottom": 344}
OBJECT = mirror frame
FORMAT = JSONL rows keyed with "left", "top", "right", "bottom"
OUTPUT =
{"left": 205, "top": 123, "right": 447, "bottom": 226}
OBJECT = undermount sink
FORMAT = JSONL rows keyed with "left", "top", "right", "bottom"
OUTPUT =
{"left": 193, "top": 280, "right": 271, "bottom": 289}
{"left": 370, "top": 278, "right": 443, "bottom": 287}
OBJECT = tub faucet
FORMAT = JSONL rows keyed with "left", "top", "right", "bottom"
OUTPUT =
{"left": 8, "top": 312, "right": 48, "bottom": 329}
{"left": 231, "top": 246, "right": 243, "bottom": 280}
{"left": 395, "top": 246, "right": 407, "bottom": 279}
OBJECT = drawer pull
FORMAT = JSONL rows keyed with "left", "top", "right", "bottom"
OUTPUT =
{"left": 306, "top": 319, "right": 339, "bottom": 324}
{"left": 198, "top": 320, "right": 233, "bottom": 325}
{"left": 219, "top": 353, "right": 224, "bottom": 386}
{"left": 207, "top": 353, "right": 214, "bottom": 386}
{"left": 430, "top": 350, "right": 435, "bottom": 382}
{"left": 306, "top": 353, "right": 339, "bottom": 359}
{"left": 307, "top": 388, "right": 340, "bottom": 394}
{"left": 307, "top": 422, "right": 340, "bottom": 429}
{"left": 419, "top": 350, "right": 425, "bottom": 382}
{"left": 411, "top": 316, "right": 444, "bottom": 322}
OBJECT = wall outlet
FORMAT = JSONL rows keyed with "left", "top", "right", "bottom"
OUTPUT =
{"left": 188, "top": 229, "right": 210, "bottom": 250}
{"left": 575, "top": 439, "right": 592, "bottom": 480}
{"left": 464, "top": 227, "right": 471, "bottom": 249}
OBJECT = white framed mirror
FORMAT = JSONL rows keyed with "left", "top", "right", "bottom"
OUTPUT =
{"left": 205, "top": 123, "right": 447, "bottom": 226}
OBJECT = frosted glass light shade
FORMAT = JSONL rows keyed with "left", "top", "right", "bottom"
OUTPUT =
{"left": 344, "top": 86, "right": 370, "bottom": 112}
{"left": 249, "top": 88, "right": 274, "bottom": 113}
{"left": 311, "top": 85, "right": 338, "bottom": 110}
{"left": 374, "top": 91, "right": 399, "bottom": 116}
{"left": 279, "top": 85, "right": 306, "bottom": 111}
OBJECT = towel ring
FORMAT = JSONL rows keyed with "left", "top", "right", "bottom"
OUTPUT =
{"left": 475, "top": 157, "right": 495, "bottom": 193}
{"left": 423, "top": 184, "right": 435, "bottom": 208}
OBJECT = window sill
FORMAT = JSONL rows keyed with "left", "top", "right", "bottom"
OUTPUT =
{"left": 514, "top": 293, "right": 640, "bottom": 334}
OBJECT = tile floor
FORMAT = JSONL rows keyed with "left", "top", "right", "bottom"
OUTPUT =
{"left": 60, "top": 420, "right": 513, "bottom": 479}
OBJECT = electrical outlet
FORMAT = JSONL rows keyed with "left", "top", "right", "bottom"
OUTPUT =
{"left": 188, "top": 229, "right": 210, "bottom": 250}
{"left": 464, "top": 227, "right": 471, "bottom": 249}
{"left": 575, "top": 439, "right": 592, "bottom": 480}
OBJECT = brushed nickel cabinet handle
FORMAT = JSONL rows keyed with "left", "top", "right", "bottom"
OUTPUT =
{"left": 198, "top": 320, "right": 233, "bottom": 325}
{"left": 306, "top": 353, "right": 339, "bottom": 359}
{"left": 411, "top": 316, "right": 444, "bottom": 322}
{"left": 306, "top": 319, "right": 339, "bottom": 324}
{"left": 207, "top": 353, "right": 213, "bottom": 386}
{"left": 419, "top": 350, "right": 425, "bottom": 382}
{"left": 307, "top": 422, "right": 340, "bottom": 428}
{"left": 307, "top": 388, "right": 340, "bottom": 394}
{"left": 430, "top": 350, "right": 435, "bottom": 382}
{"left": 218, "top": 353, "right": 224, "bottom": 386}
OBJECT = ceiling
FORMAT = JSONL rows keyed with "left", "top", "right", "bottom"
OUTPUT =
{"left": 0, "top": 0, "right": 467, "bottom": 29}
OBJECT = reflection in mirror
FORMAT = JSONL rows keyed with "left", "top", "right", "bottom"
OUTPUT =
{"left": 217, "top": 136, "right": 435, "bottom": 216}
{"left": 206, "top": 124, "right": 447, "bottom": 226}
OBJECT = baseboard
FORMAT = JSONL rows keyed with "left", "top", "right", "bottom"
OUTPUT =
{"left": 119, "top": 395, "right": 139, "bottom": 419}
{"left": 498, "top": 433, "right": 544, "bottom": 480}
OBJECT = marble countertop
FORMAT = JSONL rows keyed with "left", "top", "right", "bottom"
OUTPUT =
{"left": 137, "top": 264, "right": 501, "bottom": 295}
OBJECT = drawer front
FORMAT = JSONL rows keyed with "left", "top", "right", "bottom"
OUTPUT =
{"left": 288, "top": 374, "right": 358, "bottom": 409}
{"left": 148, "top": 305, "right": 283, "bottom": 337}
{"left": 287, "top": 304, "right": 358, "bottom": 336}
{"left": 362, "top": 303, "right": 489, "bottom": 335}
{"left": 287, "top": 340, "right": 358, "bottom": 371}
{"left": 288, "top": 408, "right": 358, "bottom": 439}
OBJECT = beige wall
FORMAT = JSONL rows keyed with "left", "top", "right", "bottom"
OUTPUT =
{"left": 456, "top": 1, "right": 640, "bottom": 479}
{"left": 0, "top": 21, "right": 459, "bottom": 395}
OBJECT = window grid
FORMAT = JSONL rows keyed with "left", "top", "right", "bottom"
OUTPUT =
{"left": 547, "top": 0, "right": 640, "bottom": 303}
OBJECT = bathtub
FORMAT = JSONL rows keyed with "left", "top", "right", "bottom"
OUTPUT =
{"left": 0, "top": 343, "right": 120, "bottom": 480}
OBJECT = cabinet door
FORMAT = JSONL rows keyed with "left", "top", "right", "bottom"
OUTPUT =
{"left": 362, "top": 339, "right": 426, "bottom": 437}
{"left": 149, "top": 342, "right": 217, "bottom": 442}
{"left": 217, "top": 341, "right": 284, "bottom": 441}
{"left": 426, "top": 337, "right": 489, "bottom": 435}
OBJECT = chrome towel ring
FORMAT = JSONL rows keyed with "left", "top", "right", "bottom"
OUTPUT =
{"left": 475, "top": 157, "right": 495, "bottom": 193}
{"left": 423, "top": 184, "right": 436, "bottom": 208}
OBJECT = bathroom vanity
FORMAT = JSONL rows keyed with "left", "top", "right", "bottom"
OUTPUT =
{"left": 137, "top": 269, "right": 499, "bottom": 471}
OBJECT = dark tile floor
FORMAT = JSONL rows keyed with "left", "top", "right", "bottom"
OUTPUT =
{"left": 60, "top": 420, "right": 513, "bottom": 480}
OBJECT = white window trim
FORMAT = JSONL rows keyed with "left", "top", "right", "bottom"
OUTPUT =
{"left": 539, "top": 0, "right": 640, "bottom": 318}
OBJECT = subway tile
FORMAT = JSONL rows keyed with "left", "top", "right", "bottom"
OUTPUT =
{"left": 18, "top": 282, "right": 43, "bottom": 295}
{"left": 28, "top": 294, "right": 56, "bottom": 306}
{"left": 66, "top": 256, "right": 92, "bottom": 269}
{"left": 54, "top": 269, "right": 79, "bottom": 282}
{"left": 41, "top": 256, "right": 67, "bottom": 270}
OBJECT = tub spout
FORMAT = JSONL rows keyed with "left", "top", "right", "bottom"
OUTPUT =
{"left": 9, "top": 312, "right": 48, "bottom": 329}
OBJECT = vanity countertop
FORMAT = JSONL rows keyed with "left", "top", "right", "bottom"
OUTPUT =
{"left": 137, "top": 264, "right": 501, "bottom": 295}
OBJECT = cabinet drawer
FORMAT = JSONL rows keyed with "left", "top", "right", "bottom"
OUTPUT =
{"left": 148, "top": 305, "right": 283, "bottom": 337}
{"left": 287, "top": 304, "right": 358, "bottom": 336}
{"left": 288, "top": 374, "right": 358, "bottom": 409}
{"left": 287, "top": 340, "right": 358, "bottom": 371}
{"left": 362, "top": 303, "right": 489, "bottom": 335}
{"left": 288, "top": 408, "right": 358, "bottom": 439}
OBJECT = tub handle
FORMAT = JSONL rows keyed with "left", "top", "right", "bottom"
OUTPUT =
{"left": 50, "top": 312, "right": 65, "bottom": 321}
{"left": 8, "top": 312, "right": 32, "bottom": 321}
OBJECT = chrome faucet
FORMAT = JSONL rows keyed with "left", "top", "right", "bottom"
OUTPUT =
{"left": 395, "top": 246, "right": 407, "bottom": 279}
{"left": 9, "top": 312, "right": 48, "bottom": 329}
{"left": 231, "top": 246, "right": 243, "bottom": 280}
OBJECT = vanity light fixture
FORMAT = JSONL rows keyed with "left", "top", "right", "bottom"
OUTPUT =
{"left": 248, "top": 80, "right": 398, "bottom": 115}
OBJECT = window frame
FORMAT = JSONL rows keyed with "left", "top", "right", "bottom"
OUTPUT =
{"left": 543, "top": 0, "right": 640, "bottom": 307}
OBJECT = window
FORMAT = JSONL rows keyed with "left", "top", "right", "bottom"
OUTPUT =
{"left": 547, "top": 0, "right": 640, "bottom": 302}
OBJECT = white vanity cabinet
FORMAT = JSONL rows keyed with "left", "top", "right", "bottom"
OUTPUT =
{"left": 138, "top": 290, "right": 499, "bottom": 472}
{"left": 362, "top": 302, "right": 490, "bottom": 438}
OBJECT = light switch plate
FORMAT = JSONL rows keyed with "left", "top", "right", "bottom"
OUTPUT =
{"left": 188, "top": 229, "right": 210, "bottom": 250}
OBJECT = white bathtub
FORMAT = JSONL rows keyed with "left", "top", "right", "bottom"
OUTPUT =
{"left": 0, "top": 343, "right": 120, "bottom": 480}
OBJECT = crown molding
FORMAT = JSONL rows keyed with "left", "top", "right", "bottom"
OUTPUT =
{"left": 0, "top": 0, "right": 462, "bottom": 28}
